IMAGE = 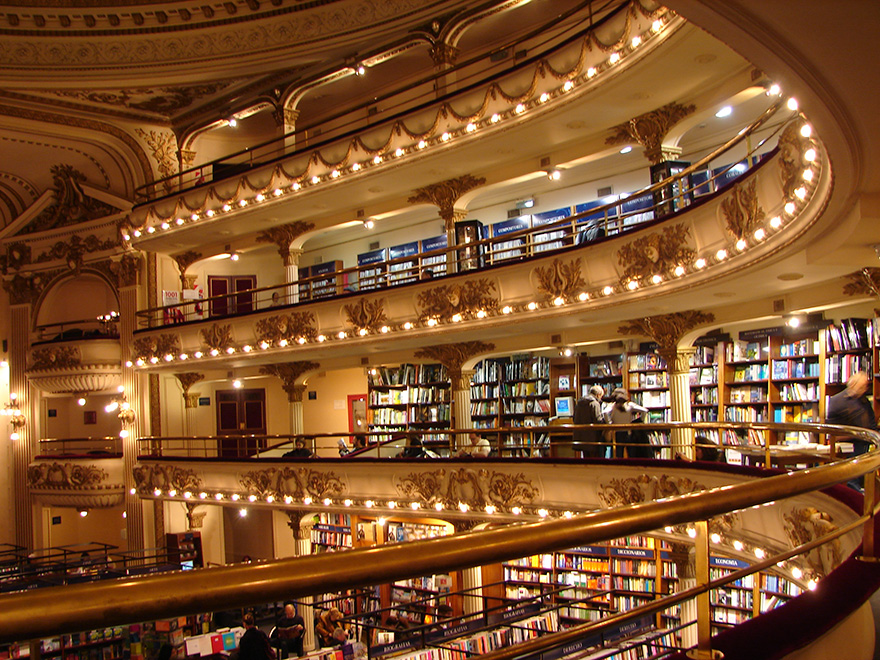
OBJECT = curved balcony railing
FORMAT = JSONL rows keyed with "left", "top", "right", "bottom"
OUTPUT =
{"left": 132, "top": 0, "right": 633, "bottom": 204}
{"left": 5, "top": 421, "right": 880, "bottom": 660}
{"left": 134, "top": 100, "right": 789, "bottom": 330}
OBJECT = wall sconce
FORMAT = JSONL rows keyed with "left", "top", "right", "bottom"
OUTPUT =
{"left": 78, "top": 508, "right": 89, "bottom": 518}
{"left": 105, "top": 386, "right": 135, "bottom": 438}
{"left": 76, "top": 393, "right": 87, "bottom": 407}
{"left": 2, "top": 393, "right": 26, "bottom": 440}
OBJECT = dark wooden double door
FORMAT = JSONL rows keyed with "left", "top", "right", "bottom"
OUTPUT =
{"left": 217, "top": 388, "right": 266, "bottom": 457}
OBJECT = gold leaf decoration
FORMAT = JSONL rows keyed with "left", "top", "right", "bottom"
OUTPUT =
{"left": 200, "top": 323, "right": 234, "bottom": 351}
{"left": 23, "top": 165, "right": 117, "bottom": 234}
{"left": 417, "top": 278, "right": 498, "bottom": 322}
{"left": 843, "top": 267, "right": 880, "bottom": 299}
{"left": 255, "top": 311, "right": 318, "bottom": 344}
{"left": 534, "top": 258, "right": 585, "bottom": 301}
{"left": 395, "top": 468, "right": 539, "bottom": 512}
{"left": 617, "top": 223, "right": 694, "bottom": 284}
{"left": 777, "top": 120, "right": 808, "bottom": 199}
{"left": 259, "top": 362, "right": 320, "bottom": 401}
{"left": 174, "top": 372, "right": 204, "bottom": 395}
{"left": 30, "top": 346, "right": 81, "bottom": 371}
{"left": 256, "top": 221, "right": 315, "bottom": 266}
{"left": 415, "top": 340, "right": 494, "bottom": 389}
{"left": 597, "top": 474, "right": 706, "bottom": 508}
{"left": 721, "top": 179, "right": 765, "bottom": 241}
{"left": 619, "top": 311, "right": 715, "bottom": 354}
{"left": 132, "top": 333, "right": 181, "bottom": 361}
{"left": 344, "top": 298, "right": 388, "bottom": 333}
{"left": 132, "top": 464, "right": 202, "bottom": 491}
{"left": 783, "top": 506, "right": 840, "bottom": 576}
{"left": 606, "top": 102, "right": 696, "bottom": 164}
{"left": 240, "top": 468, "right": 345, "bottom": 501}
{"left": 27, "top": 462, "right": 108, "bottom": 488}
{"left": 408, "top": 175, "right": 487, "bottom": 228}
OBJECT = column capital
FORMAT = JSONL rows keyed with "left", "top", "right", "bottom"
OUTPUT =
{"left": 286, "top": 510, "right": 315, "bottom": 539}
{"left": 605, "top": 101, "right": 696, "bottom": 165}
{"left": 415, "top": 342, "right": 494, "bottom": 390}
{"left": 256, "top": 222, "right": 315, "bottom": 267}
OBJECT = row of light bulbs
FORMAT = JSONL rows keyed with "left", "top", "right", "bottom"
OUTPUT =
{"left": 129, "top": 123, "right": 817, "bottom": 368}
{"left": 125, "top": 18, "right": 669, "bottom": 238}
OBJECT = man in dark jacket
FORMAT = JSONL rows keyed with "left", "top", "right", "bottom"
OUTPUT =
{"left": 573, "top": 385, "right": 606, "bottom": 457}
{"left": 826, "top": 371, "right": 876, "bottom": 489}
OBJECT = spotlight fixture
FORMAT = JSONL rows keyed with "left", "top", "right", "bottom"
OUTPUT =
{"left": 78, "top": 508, "right": 89, "bottom": 518}
{"left": 546, "top": 168, "right": 561, "bottom": 181}
{"left": 363, "top": 218, "right": 375, "bottom": 229}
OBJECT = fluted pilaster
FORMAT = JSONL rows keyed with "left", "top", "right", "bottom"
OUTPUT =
{"left": 10, "top": 304, "right": 33, "bottom": 549}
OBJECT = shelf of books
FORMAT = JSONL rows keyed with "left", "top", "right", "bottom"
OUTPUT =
{"left": 470, "top": 359, "right": 500, "bottom": 430}
{"left": 724, "top": 339, "right": 770, "bottom": 437}
{"left": 499, "top": 356, "right": 551, "bottom": 455}
{"left": 627, "top": 350, "right": 669, "bottom": 423}
{"left": 825, "top": 318, "right": 873, "bottom": 416}
{"left": 367, "top": 364, "right": 451, "bottom": 444}
{"left": 769, "top": 335, "right": 821, "bottom": 445}
{"left": 689, "top": 345, "right": 719, "bottom": 422}
{"left": 579, "top": 354, "right": 625, "bottom": 398}
{"left": 311, "top": 512, "right": 353, "bottom": 553}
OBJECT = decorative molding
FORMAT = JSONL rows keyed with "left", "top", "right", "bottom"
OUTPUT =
{"left": 721, "top": 179, "right": 765, "bottom": 241}
{"left": 415, "top": 340, "right": 494, "bottom": 390}
{"left": 110, "top": 252, "right": 142, "bottom": 288}
{"left": 255, "top": 311, "right": 317, "bottom": 345}
{"left": 605, "top": 102, "right": 696, "bottom": 164}
{"left": 597, "top": 473, "right": 706, "bottom": 508}
{"left": 240, "top": 468, "right": 345, "bottom": 501}
{"left": 408, "top": 175, "right": 486, "bottom": 228}
{"left": 6, "top": 242, "right": 31, "bottom": 271}
{"left": 135, "top": 128, "right": 178, "bottom": 191}
{"left": 200, "top": 323, "right": 234, "bottom": 351}
{"left": 132, "top": 464, "right": 202, "bottom": 492}
{"left": 174, "top": 372, "right": 204, "bottom": 396}
{"left": 185, "top": 503, "right": 207, "bottom": 530}
{"left": 30, "top": 346, "right": 81, "bottom": 371}
{"left": 777, "top": 121, "right": 808, "bottom": 198}
{"left": 132, "top": 333, "right": 181, "bottom": 361}
{"left": 34, "top": 234, "right": 117, "bottom": 273}
{"left": 20, "top": 165, "right": 117, "bottom": 235}
{"left": 259, "top": 362, "right": 320, "bottom": 402}
{"left": 430, "top": 41, "right": 460, "bottom": 67}
{"left": 618, "top": 311, "right": 715, "bottom": 354}
{"left": 843, "top": 267, "right": 880, "bottom": 300}
{"left": 344, "top": 298, "right": 388, "bottom": 334}
{"left": 417, "top": 278, "right": 498, "bottom": 322}
{"left": 783, "top": 506, "right": 840, "bottom": 576}
{"left": 173, "top": 250, "right": 202, "bottom": 287}
{"left": 616, "top": 223, "right": 694, "bottom": 284}
{"left": 27, "top": 462, "right": 108, "bottom": 489}
{"left": 394, "top": 468, "right": 540, "bottom": 512}
{"left": 285, "top": 509, "right": 315, "bottom": 540}
{"left": 255, "top": 221, "right": 315, "bottom": 266}
{"left": 27, "top": 367, "right": 122, "bottom": 395}
{"left": 534, "top": 258, "right": 585, "bottom": 301}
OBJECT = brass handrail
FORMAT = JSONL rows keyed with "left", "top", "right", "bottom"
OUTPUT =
{"left": 1, "top": 423, "right": 877, "bottom": 643}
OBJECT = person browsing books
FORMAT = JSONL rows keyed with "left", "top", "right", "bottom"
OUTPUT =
{"left": 573, "top": 385, "right": 606, "bottom": 458}
{"left": 315, "top": 608, "right": 349, "bottom": 647}
{"left": 271, "top": 603, "right": 305, "bottom": 658}
{"left": 455, "top": 432, "right": 491, "bottom": 457}
{"left": 602, "top": 388, "right": 648, "bottom": 458}
{"left": 826, "top": 371, "right": 877, "bottom": 489}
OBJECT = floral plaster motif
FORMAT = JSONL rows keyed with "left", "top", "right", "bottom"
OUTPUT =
{"left": 395, "top": 468, "right": 539, "bottom": 512}
{"left": 133, "top": 464, "right": 202, "bottom": 492}
{"left": 240, "top": 468, "right": 346, "bottom": 501}
{"left": 28, "top": 462, "right": 107, "bottom": 489}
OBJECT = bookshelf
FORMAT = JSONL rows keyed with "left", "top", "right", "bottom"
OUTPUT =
{"left": 549, "top": 358, "right": 577, "bottom": 419}
{"left": 769, "top": 334, "right": 821, "bottom": 445}
{"left": 724, "top": 338, "right": 770, "bottom": 427}
{"left": 825, "top": 318, "right": 873, "bottom": 416}
{"left": 579, "top": 353, "right": 624, "bottom": 398}
{"left": 165, "top": 531, "right": 203, "bottom": 568}
{"left": 627, "top": 350, "right": 669, "bottom": 423}
{"left": 689, "top": 345, "right": 719, "bottom": 422}
{"left": 499, "top": 356, "right": 551, "bottom": 455}
{"left": 367, "top": 364, "right": 451, "bottom": 446}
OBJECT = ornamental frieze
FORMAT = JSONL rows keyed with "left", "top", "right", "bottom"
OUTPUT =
{"left": 721, "top": 179, "right": 765, "bottom": 241}
{"left": 200, "top": 323, "right": 234, "bottom": 351}
{"left": 616, "top": 223, "right": 694, "bottom": 284}
{"left": 606, "top": 102, "right": 696, "bottom": 165}
{"left": 132, "top": 333, "right": 181, "bottom": 361}
{"left": 843, "top": 267, "right": 880, "bottom": 300}
{"left": 414, "top": 340, "right": 494, "bottom": 390}
{"left": 34, "top": 234, "right": 118, "bottom": 273}
{"left": 255, "top": 311, "right": 317, "bottom": 344}
{"left": 534, "top": 258, "right": 585, "bottom": 301}
{"left": 777, "top": 120, "right": 810, "bottom": 198}
{"left": 6, "top": 243, "right": 31, "bottom": 271}
{"left": 28, "top": 462, "right": 108, "bottom": 489}
{"left": 344, "top": 298, "right": 388, "bottom": 334}
{"left": 417, "top": 279, "right": 498, "bottom": 323}
{"left": 597, "top": 473, "right": 707, "bottom": 508}
{"left": 783, "top": 506, "right": 840, "bottom": 576}
{"left": 132, "top": 464, "right": 202, "bottom": 492}
{"left": 30, "top": 345, "right": 81, "bottom": 371}
{"left": 395, "top": 468, "right": 540, "bottom": 512}
{"left": 240, "top": 468, "right": 346, "bottom": 501}
{"left": 618, "top": 311, "right": 715, "bottom": 355}
{"left": 22, "top": 165, "right": 117, "bottom": 235}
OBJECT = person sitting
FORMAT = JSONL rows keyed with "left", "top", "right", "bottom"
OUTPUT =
{"left": 397, "top": 434, "right": 430, "bottom": 458}
{"left": 271, "top": 603, "right": 305, "bottom": 658}
{"left": 694, "top": 435, "right": 724, "bottom": 462}
{"left": 455, "top": 432, "right": 491, "bottom": 457}
{"left": 315, "top": 608, "right": 348, "bottom": 647}
{"left": 337, "top": 438, "right": 352, "bottom": 456}
{"left": 282, "top": 438, "right": 313, "bottom": 458}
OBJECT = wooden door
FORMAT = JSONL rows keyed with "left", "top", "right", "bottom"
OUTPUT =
{"left": 216, "top": 388, "right": 266, "bottom": 457}
{"left": 208, "top": 275, "right": 256, "bottom": 317}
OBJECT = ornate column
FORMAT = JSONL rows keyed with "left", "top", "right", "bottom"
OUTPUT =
{"left": 669, "top": 542, "right": 698, "bottom": 649}
{"left": 173, "top": 250, "right": 202, "bottom": 292}
{"left": 8, "top": 299, "right": 34, "bottom": 549}
{"left": 620, "top": 311, "right": 714, "bottom": 460}
{"left": 452, "top": 519, "right": 483, "bottom": 615}
{"left": 260, "top": 362, "right": 319, "bottom": 436}
{"left": 286, "top": 511, "right": 316, "bottom": 652}
{"left": 174, "top": 373, "right": 204, "bottom": 437}
{"left": 415, "top": 342, "right": 494, "bottom": 453}
{"left": 430, "top": 40, "right": 459, "bottom": 97}
{"left": 280, "top": 107, "right": 300, "bottom": 154}
{"left": 257, "top": 222, "right": 314, "bottom": 304}
{"left": 407, "top": 175, "right": 486, "bottom": 275}
{"left": 115, "top": 252, "right": 147, "bottom": 551}
{"left": 606, "top": 102, "right": 696, "bottom": 166}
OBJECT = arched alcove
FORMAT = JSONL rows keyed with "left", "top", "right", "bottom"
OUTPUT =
{"left": 35, "top": 274, "right": 119, "bottom": 331}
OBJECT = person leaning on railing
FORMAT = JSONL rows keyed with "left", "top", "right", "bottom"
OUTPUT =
{"left": 826, "top": 371, "right": 877, "bottom": 489}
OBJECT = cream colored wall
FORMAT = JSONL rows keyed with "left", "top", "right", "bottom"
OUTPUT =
{"left": 301, "top": 367, "right": 367, "bottom": 455}
{"left": 164, "top": 500, "right": 226, "bottom": 567}
{"left": 43, "top": 505, "right": 127, "bottom": 550}
{"left": 42, "top": 394, "right": 120, "bottom": 441}
{"left": 272, "top": 509, "right": 298, "bottom": 559}
{"left": 35, "top": 275, "right": 118, "bottom": 326}
{"left": 223, "top": 506, "right": 274, "bottom": 563}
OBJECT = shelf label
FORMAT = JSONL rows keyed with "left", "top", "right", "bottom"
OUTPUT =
{"left": 611, "top": 547, "right": 653, "bottom": 558}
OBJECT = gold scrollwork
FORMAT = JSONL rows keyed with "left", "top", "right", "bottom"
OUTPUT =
{"left": 417, "top": 279, "right": 498, "bottom": 323}
{"left": 200, "top": 323, "right": 234, "bottom": 351}
{"left": 617, "top": 223, "right": 694, "bottom": 284}
{"left": 240, "top": 468, "right": 345, "bottom": 501}
{"left": 721, "top": 179, "right": 765, "bottom": 241}
{"left": 132, "top": 464, "right": 202, "bottom": 492}
{"left": 534, "top": 258, "right": 585, "bottom": 301}
{"left": 344, "top": 298, "right": 388, "bottom": 333}
{"left": 843, "top": 267, "right": 880, "bottom": 300}
{"left": 256, "top": 221, "right": 315, "bottom": 266}
{"left": 606, "top": 102, "right": 696, "bottom": 165}
{"left": 777, "top": 121, "right": 810, "bottom": 199}
{"left": 27, "top": 462, "right": 108, "bottom": 489}
{"left": 395, "top": 468, "right": 539, "bottom": 512}
{"left": 255, "top": 311, "right": 318, "bottom": 344}
{"left": 132, "top": 333, "right": 181, "bottom": 361}
{"left": 783, "top": 506, "right": 840, "bottom": 577}
{"left": 597, "top": 474, "right": 706, "bottom": 508}
{"left": 30, "top": 346, "right": 81, "bottom": 371}
{"left": 618, "top": 311, "right": 715, "bottom": 354}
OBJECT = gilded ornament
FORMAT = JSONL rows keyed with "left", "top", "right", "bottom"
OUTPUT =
{"left": 174, "top": 372, "right": 204, "bottom": 396}
{"left": 783, "top": 506, "right": 840, "bottom": 576}
{"left": 597, "top": 473, "right": 707, "bottom": 508}
{"left": 135, "top": 128, "right": 178, "bottom": 190}
{"left": 132, "top": 464, "right": 202, "bottom": 492}
{"left": 606, "top": 102, "right": 696, "bottom": 164}
{"left": 721, "top": 179, "right": 765, "bottom": 240}
{"left": 23, "top": 165, "right": 117, "bottom": 235}
{"left": 173, "top": 250, "right": 203, "bottom": 286}
{"left": 240, "top": 468, "right": 345, "bottom": 501}
{"left": 110, "top": 252, "right": 142, "bottom": 288}
{"left": 777, "top": 121, "right": 809, "bottom": 198}
{"left": 30, "top": 346, "right": 81, "bottom": 371}
{"left": 259, "top": 362, "right": 320, "bottom": 402}
{"left": 3, "top": 271, "right": 58, "bottom": 305}
{"left": 843, "top": 267, "right": 880, "bottom": 300}
{"left": 185, "top": 503, "right": 207, "bottom": 530}
{"left": 395, "top": 468, "right": 539, "bottom": 512}
{"left": 255, "top": 312, "right": 317, "bottom": 344}
{"left": 27, "top": 462, "right": 107, "bottom": 489}
{"left": 132, "top": 333, "right": 181, "bottom": 361}
{"left": 6, "top": 243, "right": 31, "bottom": 271}
{"left": 344, "top": 298, "right": 388, "bottom": 333}
{"left": 200, "top": 323, "right": 234, "bottom": 351}
{"left": 35, "top": 234, "right": 117, "bottom": 273}
{"left": 417, "top": 278, "right": 498, "bottom": 323}
{"left": 415, "top": 340, "right": 494, "bottom": 390}
{"left": 619, "top": 311, "right": 715, "bottom": 355}
{"left": 408, "top": 175, "right": 487, "bottom": 228}
{"left": 256, "top": 221, "right": 315, "bottom": 266}
{"left": 534, "top": 258, "right": 585, "bottom": 301}
{"left": 616, "top": 223, "right": 694, "bottom": 284}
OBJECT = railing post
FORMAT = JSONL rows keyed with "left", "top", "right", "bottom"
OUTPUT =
{"left": 861, "top": 468, "right": 879, "bottom": 561}
{"left": 687, "top": 520, "right": 723, "bottom": 659}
